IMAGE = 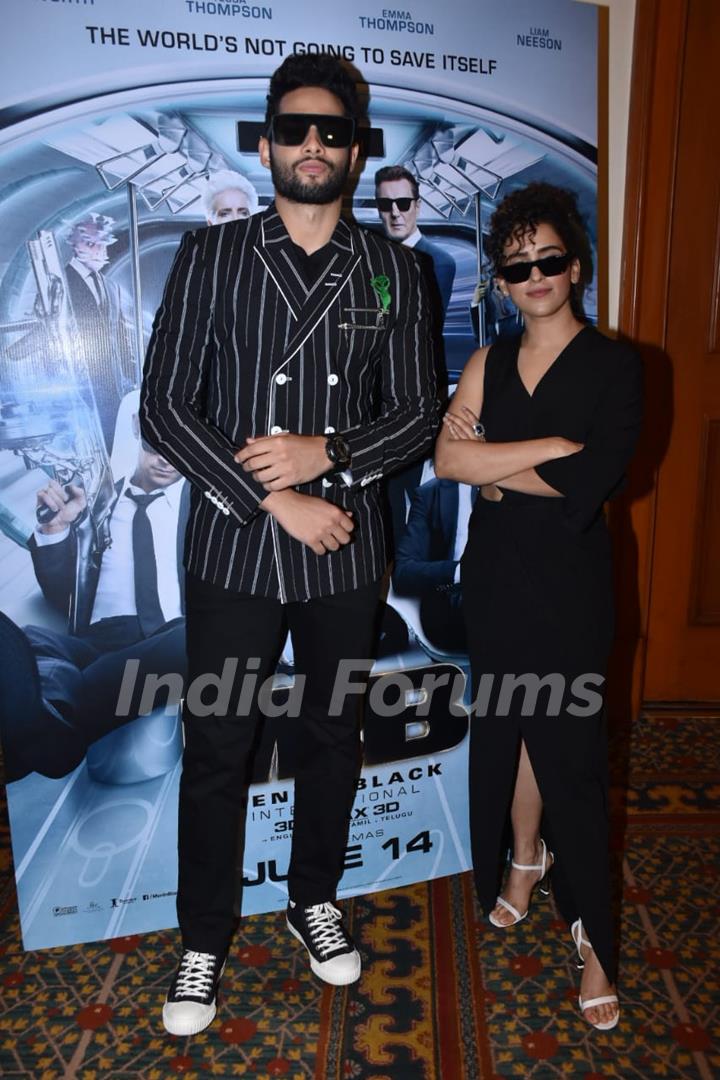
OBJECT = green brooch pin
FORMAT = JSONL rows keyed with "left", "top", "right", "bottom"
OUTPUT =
{"left": 370, "top": 274, "right": 391, "bottom": 315}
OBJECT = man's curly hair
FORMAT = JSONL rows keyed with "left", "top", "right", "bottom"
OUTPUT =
{"left": 485, "top": 182, "right": 593, "bottom": 319}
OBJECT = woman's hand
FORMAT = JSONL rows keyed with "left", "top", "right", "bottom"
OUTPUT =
{"left": 442, "top": 405, "right": 502, "bottom": 499}
{"left": 442, "top": 404, "right": 482, "bottom": 441}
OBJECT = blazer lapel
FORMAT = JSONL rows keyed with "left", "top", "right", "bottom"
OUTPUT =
{"left": 255, "top": 209, "right": 363, "bottom": 372}
{"left": 254, "top": 209, "right": 305, "bottom": 320}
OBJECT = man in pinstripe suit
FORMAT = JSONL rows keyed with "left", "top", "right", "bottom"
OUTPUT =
{"left": 141, "top": 53, "right": 438, "bottom": 1036}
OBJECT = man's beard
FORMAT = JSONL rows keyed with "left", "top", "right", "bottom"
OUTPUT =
{"left": 270, "top": 150, "right": 350, "bottom": 205}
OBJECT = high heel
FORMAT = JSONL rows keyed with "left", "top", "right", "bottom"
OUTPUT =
{"left": 571, "top": 919, "right": 619, "bottom": 1031}
{"left": 488, "top": 837, "right": 554, "bottom": 927}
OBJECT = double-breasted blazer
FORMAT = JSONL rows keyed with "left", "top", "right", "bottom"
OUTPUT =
{"left": 140, "top": 205, "right": 438, "bottom": 603}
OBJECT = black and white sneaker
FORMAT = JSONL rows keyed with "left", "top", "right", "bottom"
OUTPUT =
{"left": 286, "top": 900, "right": 361, "bottom": 985}
{"left": 162, "top": 950, "right": 226, "bottom": 1036}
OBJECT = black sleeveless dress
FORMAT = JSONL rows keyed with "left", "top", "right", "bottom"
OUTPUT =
{"left": 460, "top": 326, "right": 642, "bottom": 983}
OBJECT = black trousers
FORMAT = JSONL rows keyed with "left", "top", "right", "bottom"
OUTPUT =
{"left": 178, "top": 573, "right": 382, "bottom": 956}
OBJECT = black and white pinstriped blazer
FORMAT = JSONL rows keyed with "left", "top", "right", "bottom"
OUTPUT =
{"left": 140, "top": 205, "right": 438, "bottom": 603}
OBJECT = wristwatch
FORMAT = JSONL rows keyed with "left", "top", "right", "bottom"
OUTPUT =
{"left": 325, "top": 432, "right": 352, "bottom": 474}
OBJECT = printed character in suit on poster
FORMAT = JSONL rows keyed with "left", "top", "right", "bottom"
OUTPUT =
{"left": 0, "top": 398, "right": 189, "bottom": 783}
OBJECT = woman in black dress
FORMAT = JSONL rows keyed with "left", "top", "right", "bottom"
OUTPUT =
{"left": 435, "top": 183, "right": 642, "bottom": 1030}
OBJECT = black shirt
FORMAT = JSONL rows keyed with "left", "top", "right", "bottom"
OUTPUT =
{"left": 287, "top": 240, "right": 334, "bottom": 288}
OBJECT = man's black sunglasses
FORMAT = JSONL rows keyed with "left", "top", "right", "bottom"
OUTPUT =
{"left": 269, "top": 113, "right": 355, "bottom": 148}
{"left": 499, "top": 253, "right": 571, "bottom": 284}
{"left": 376, "top": 197, "right": 419, "bottom": 212}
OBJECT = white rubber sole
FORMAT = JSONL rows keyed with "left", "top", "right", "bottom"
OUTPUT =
{"left": 286, "top": 917, "right": 361, "bottom": 985}
{"left": 162, "top": 959, "right": 226, "bottom": 1036}
{"left": 162, "top": 999, "right": 217, "bottom": 1036}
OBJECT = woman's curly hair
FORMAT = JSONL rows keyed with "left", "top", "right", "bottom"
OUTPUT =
{"left": 485, "top": 182, "right": 593, "bottom": 320}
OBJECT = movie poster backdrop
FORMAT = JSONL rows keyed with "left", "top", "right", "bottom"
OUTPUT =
{"left": 0, "top": 0, "right": 598, "bottom": 948}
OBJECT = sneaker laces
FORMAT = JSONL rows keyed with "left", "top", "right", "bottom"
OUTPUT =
{"left": 305, "top": 902, "right": 350, "bottom": 957}
{"left": 174, "top": 950, "right": 217, "bottom": 997}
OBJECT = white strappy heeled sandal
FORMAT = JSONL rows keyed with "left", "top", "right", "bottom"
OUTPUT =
{"left": 488, "top": 837, "right": 553, "bottom": 927}
{"left": 571, "top": 918, "right": 620, "bottom": 1031}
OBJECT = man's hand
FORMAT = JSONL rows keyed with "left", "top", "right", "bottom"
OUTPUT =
{"left": 260, "top": 490, "right": 354, "bottom": 555}
{"left": 234, "top": 433, "right": 330, "bottom": 490}
{"left": 36, "top": 479, "right": 87, "bottom": 534}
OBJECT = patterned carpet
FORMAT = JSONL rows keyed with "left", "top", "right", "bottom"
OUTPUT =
{"left": 0, "top": 713, "right": 718, "bottom": 1079}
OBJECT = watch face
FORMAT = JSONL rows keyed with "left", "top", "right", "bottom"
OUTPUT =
{"left": 335, "top": 437, "right": 351, "bottom": 465}
{"left": 327, "top": 434, "right": 351, "bottom": 467}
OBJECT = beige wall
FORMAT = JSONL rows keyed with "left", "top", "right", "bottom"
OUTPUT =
{"left": 577, "top": 0, "right": 637, "bottom": 328}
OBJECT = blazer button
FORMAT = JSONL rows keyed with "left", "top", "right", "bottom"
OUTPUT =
{"left": 275, "top": 373, "right": 288, "bottom": 385}
{"left": 324, "top": 426, "right": 335, "bottom": 434}
{"left": 270, "top": 425, "right": 283, "bottom": 435}
{"left": 222, "top": 507, "right": 230, "bottom": 516}
{"left": 327, "top": 373, "right": 339, "bottom": 386}
{"left": 204, "top": 490, "right": 212, "bottom": 499}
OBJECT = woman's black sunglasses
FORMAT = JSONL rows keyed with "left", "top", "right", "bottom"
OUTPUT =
{"left": 269, "top": 113, "right": 355, "bottom": 148}
{"left": 500, "top": 253, "right": 571, "bottom": 284}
